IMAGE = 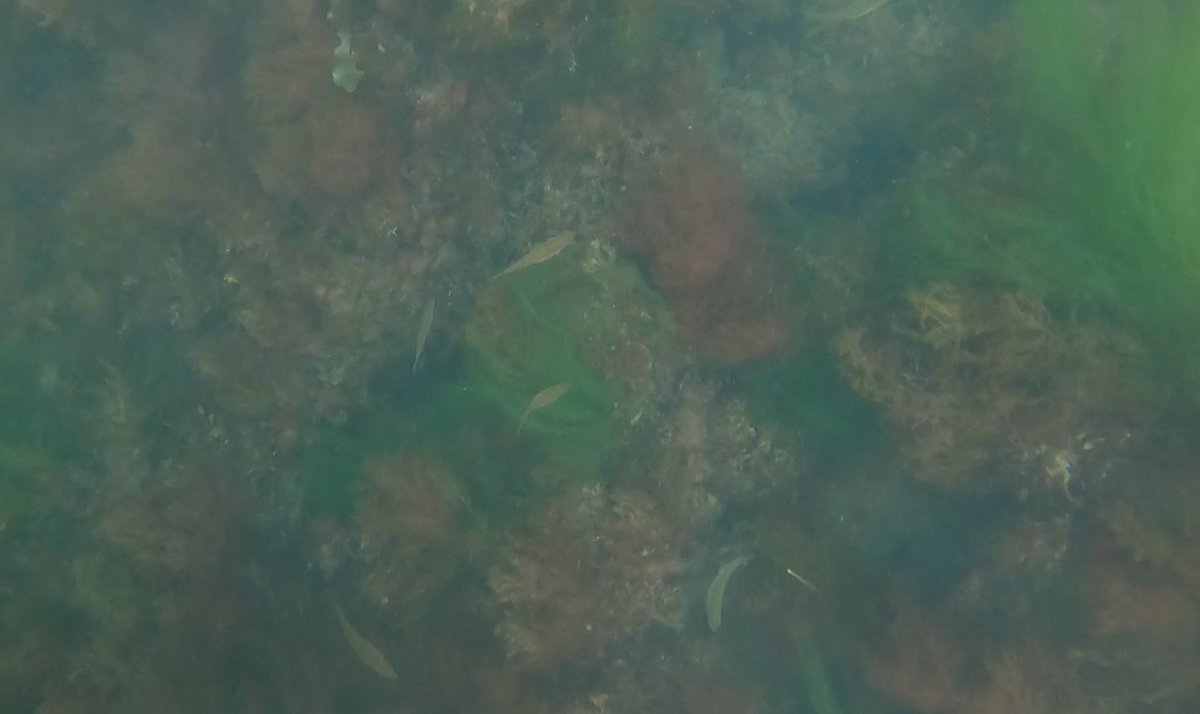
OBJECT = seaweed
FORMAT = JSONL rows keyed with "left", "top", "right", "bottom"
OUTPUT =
{"left": 736, "top": 349, "right": 882, "bottom": 469}
{"left": 463, "top": 239, "right": 673, "bottom": 477}
{"left": 898, "top": 0, "right": 1200, "bottom": 390}
{"left": 799, "top": 640, "right": 844, "bottom": 714}
{"left": 295, "top": 241, "right": 672, "bottom": 527}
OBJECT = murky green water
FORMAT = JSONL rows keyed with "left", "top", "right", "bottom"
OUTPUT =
{"left": 3, "top": 0, "right": 1199, "bottom": 711}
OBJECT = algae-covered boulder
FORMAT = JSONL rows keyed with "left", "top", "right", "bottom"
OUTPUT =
{"left": 464, "top": 238, "right": 675, "bottom": 476}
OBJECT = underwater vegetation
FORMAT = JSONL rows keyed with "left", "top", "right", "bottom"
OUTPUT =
{"left": 736, "top": 350, "right": 881, "bottom": 470}
{"left": 900, "top": 0, "right": 1200, "bottom": 391}
{"left": 9, "top": 0, "right": 1200, "bottom": 709}
{"left": 623, "top": 153, "right": 798, "bottom": 364}
{"left": 835, "top": 284, "right": 1146, "bottom": 490}
{"left": 294, "top": 236, "right": 678, "bottom": 534}
{"left": 463, "top": 238, "right": 674, "bottom": 476}
{"left": 489, "top": 483, "right": 686, "bottom": 666}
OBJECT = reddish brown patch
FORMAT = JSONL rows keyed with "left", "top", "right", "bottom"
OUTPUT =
{"left": 862, "top": 603, "right": 967, "bottom": 713}
{"left": 628, "top": 157, "right": 755, "bottom": 294}
{"left": 695, "top": 313, "right": 790, "bottom": 364}
{"left": 623, "top": 153, "right": 797, "bottom": 363}
{"left": 360, "top": 453, "right": 463, "bottom": 545}
{"left": 308, "top": 105, "right": 386, "bottom": 199}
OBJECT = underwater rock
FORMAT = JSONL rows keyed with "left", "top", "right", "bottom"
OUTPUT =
{"left": 464, "top": 239, "right": 675, "bottom": 473}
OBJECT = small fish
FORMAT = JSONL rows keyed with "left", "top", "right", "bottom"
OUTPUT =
{"left": 518, "top": 383, "right": 569, "bottom": 433}
{"left": 786, "top": 567, "right": 819, "bottom": 592}
{"left": 492, "top": 231, "right": 574, "bottom": 280}
{"left": 335, "top": 605, "right": 398, "bottom": 681}
{"left": 811, "top": 0, "right": 893, "bottom": 22}
{"left": 413, "top": 297, "right": 435, "bottom": 372}
{"left": 706, "top": 556, "right": 752, "bottom": 632}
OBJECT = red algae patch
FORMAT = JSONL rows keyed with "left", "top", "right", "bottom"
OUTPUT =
{"left": 623, "top": 152, "right": 797, "bottom": 364}
{"left": 697, "top": 313, "right": 791, "bottom": 365}
{"left": 308, "top": 104, "right": 387, "bottom": 199}
{"left": 628, "top": 156, "right": 757, "bottom": 295}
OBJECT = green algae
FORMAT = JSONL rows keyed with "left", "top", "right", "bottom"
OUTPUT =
{"left": 899, "top": 0, "right": 1200, "bottom": 390}
{"left": 799, "top": 640, "right": 844, "bottom": 714}
{"left": 295, "top": 242, "right": 673, "bottom": 525}
{"left": 464, "top": 239, "right": 672, "bottom": 477}
{"left": 737, "top": 350, "right": 881, "bottom": 469}
{"left": 331, "top": 31, "right": 364, "bottom": 93}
